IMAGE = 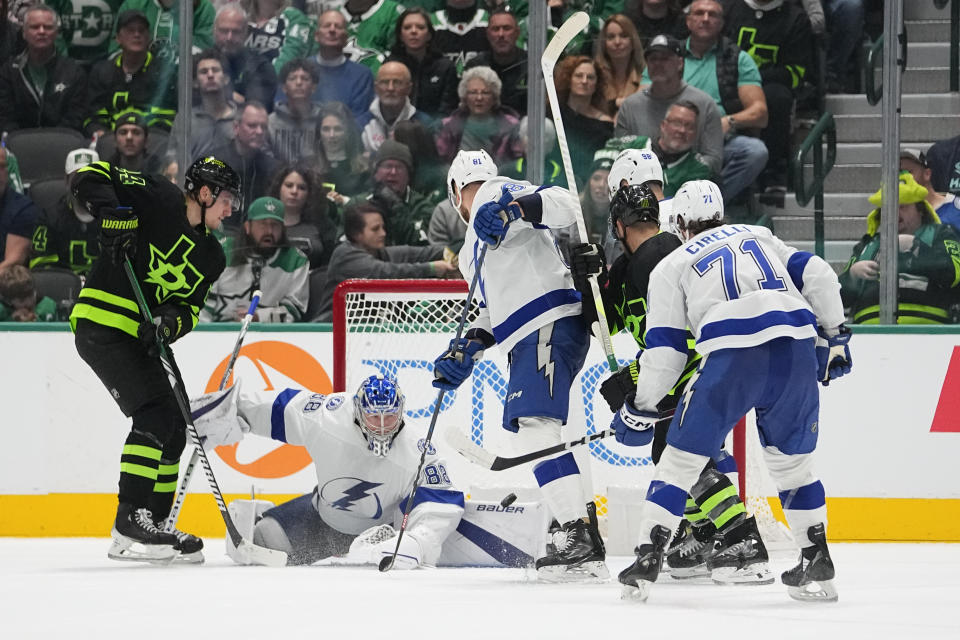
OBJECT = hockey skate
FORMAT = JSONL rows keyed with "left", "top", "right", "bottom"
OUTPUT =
{"left": 108, "top": 504, "right": 178, "bottom": 564}
{"left": 158, "top": 518, "right": 205, "bottom": 564}
{"left": 665, "top": 519, "right": 717, "bottom": 581}
{"left": 535, "top": 511, "right": 609, "bottom": 583}
{"left": 619, "top": 524, "right": 671, "bottom": 602}
{"left": 782, "top": 524, "right": 838, "bottom": 602}
{"left": 707, "top": 516, "right": 774, "bottom": 585}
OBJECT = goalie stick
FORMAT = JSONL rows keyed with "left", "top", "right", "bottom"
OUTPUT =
{"left": 542, "top": 11, "right": 618, "bottom": 373}
{"left": 446, "top": 409, "right": 675, "bottom": 471}
{"left": 124, "top": 259, "right": 286, "bottom": 567}
{"left": 164, "top": 290, "right": 262, "bottom": 533}
{"left": 379, "top": 244, "right": 489, "bottom": 572}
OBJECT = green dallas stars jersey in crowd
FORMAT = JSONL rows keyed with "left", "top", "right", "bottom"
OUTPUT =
{"left": 69, "top": 161, "right": 226, "bottom": 338}
{"left": 48, "top": 0, "right": 126, "bottom": 63}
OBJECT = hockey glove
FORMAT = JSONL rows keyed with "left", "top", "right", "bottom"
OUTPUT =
{"left": 99, "top": 206, "right": 138, "bottom": 266}
{"left": 611, "top": 394, "right": 658, "bottom": 446}
{"left": 570, "top": 243, "right": 608, "bottom": 293}
{"left": 433, "top": 338, "right": 485, "bottom": 390}
{"left": 474, "top": 186, "right": 522, "bottom": 247}
{"left": 816, "top": 325, "right": 852, "bottom": 386}
{"left": 137, "top": 304, "right": 189, "bottom": 356}
{"left": 599, "top": 360, "right": 639, "bottom": 412}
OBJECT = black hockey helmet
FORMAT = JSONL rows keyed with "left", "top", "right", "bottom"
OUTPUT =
{"left": 185, "top": 156, "right": 242, "bottom": 212}
{"left": 610, "top": 183, "right": 660, "bottom": 230}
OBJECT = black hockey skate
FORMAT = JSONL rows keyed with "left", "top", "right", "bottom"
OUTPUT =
{"left": 619, "top": 524, "right": 671, "bottom": 602}
{"left": 535, "top": 510, "right": 609, "bottom": 583}
{"left": 155, "top": 517, "right": 205, "bottom": 564}
{"left": 108, "top": 503, "right": 178, "bottom": 564}
{"left": 782, "top": 524, "right": 838, "bottom": 602}
{"left": 707, "top": 516, "right": 774, "bottom": 585}
{"left": 665, "top": 519, "right": 717, "bottom": 580}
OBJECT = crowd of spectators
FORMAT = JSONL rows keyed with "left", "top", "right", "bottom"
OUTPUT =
{"left": 3, "top": 0, "right": 953, "bottom": 325}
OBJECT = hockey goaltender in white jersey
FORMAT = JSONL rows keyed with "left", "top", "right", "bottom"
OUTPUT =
{"left": 191, "top": 375, "right": 546, "bottom": 568}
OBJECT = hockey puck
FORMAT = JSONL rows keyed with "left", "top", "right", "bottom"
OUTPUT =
{"left": 500, "top": 493, "right": 518, "bottom": 508}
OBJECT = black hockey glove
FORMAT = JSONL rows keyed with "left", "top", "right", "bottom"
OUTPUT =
{"left": 137, "top": 304, "right": 188, "bottom": 356}
{"left": 599, "top": 360, "right": 639, "bottom": 412}
{"left": 99, "top": 206, "right": 138, "bottom": 266}
{"left": 570, "top": 243, "right": 608, "bottom": 294}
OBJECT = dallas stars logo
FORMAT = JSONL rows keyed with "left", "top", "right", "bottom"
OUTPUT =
{"left": 144, "top": 236, "right": 203, "bottom": 304}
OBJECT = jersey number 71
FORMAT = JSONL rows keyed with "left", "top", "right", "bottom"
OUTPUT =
{"left": 692, "top": 239, "right": 786, "bottom": 301}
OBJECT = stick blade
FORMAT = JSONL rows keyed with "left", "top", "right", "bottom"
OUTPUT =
{"left": 542, "top": 11, "right": 590, "bottom": 72}
{"left": 236, "top": 539, "right": 288, "bottom": 567}
{"left": 378, "top": 556, "right": 394, "bottom": 572}
{"left": 444, "top": 428, "right": 497, "bottom": 470}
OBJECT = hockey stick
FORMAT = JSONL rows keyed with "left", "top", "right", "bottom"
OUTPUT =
{"left": 541, "top": 11, "right": 618, "bottom": 373}
{"left": 123, "top": 258, "right": 286, "bottom": 567}
{"left": 164, "top": 290, "right": 262, "bottom": 533}
{"left": 379, "top": 244, "right": 489, "bottom": 572}
{"left": 446, "top": 408, "right": 676, "bottom": 471}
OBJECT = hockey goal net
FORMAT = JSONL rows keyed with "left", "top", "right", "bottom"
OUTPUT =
{"left": 333, "top": 279, "right": 792, "bottom": 552}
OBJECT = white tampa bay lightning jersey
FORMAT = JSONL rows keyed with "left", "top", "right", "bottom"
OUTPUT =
{"left": 459, "top": 176, "right": 583, "bottom": 352}
{"left": 633, "top": 224, "right": 846, "bottom": 410}
{"left": 235, "top": 388, "right": 464, "bottom": 564}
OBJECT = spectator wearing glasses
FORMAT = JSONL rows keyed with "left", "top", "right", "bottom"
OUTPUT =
{"left": 653, "top": 100, "right": 713, "bottom": 196}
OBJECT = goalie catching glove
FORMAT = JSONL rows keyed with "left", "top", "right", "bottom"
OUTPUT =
{"left": 610, "top": 393, "right": 658, "bottom": 446}
{"left": 474, "top": 185, "right": 523, "bottom": 247}
{"left": 816, "top": 325, "right": 852, "bottom": 386}
{"left": 433, "top": 329, "right": 494, "bottom": 390}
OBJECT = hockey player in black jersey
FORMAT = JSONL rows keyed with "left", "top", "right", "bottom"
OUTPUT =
{"left": 70, "top": 156, "right": 241, "bottom": 563}
{"left": 570, "top": 183, "right": 772, "bottom": 585}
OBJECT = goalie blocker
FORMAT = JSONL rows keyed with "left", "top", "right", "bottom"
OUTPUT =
{"left": 227, "top": 497, "right": 548, "bottom": 568}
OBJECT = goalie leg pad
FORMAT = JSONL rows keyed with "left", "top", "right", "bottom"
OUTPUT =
{"left": 254, "top": 491, "right": 356, "bottom": 566}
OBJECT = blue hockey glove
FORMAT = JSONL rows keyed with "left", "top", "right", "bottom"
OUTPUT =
{"left": 433, "top": 338, "right": 485, "bottom": 390}
{"left": 474, "top": 186, "right": 522, "bottom": 247}
{"left": 611, "top": 394, "right": 658, "bottom": 446}
{"left": 816, "top": 325, "right": 852, "bottom": 386}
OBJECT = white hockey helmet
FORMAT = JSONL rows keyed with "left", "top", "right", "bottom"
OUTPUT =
{"left": 607, "top": 148, "right": 664, "bottom": 199}
{"left": 672, "top": 180, "right": 724, "bottom": 237}
{"left": 447, "top": 149, "right": 497, "bottom": 213}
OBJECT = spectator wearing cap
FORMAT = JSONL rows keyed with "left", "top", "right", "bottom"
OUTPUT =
{"left": 168, "top": 48, "right": 238, "bottom": 163}
{"left": 109, "top": 110, "right": 163, "bottom": 173}
{"left": 839, "top": 172, "right": 960, "bottom": 325}
{"left": 582, "top": 151, "right": 615, "bottom": 246}
{"left": 84, "top": 9, "right": 178, "bottom": 138}
{"left": 0, "top": 146, "right": 40, "bottom": 271}
{"left": 46, "top": 0, "right": 125, "bottom": 63}
{"left": 464, "top": 8, "right": 527, "bottom": 117}
{"left": 108, "top": 0, "right": 215, "bottom": 63}
{"left": 269, "top": 58, "right": 322, "bottom": 165}
{"left": 926, "top": 134, "right": 960, "bottom": 197}
{"left": 310, "top": 10, "right": 375, "bottom": 122}
{"left": 0, "top": 3, "right": 88, "bottom": 134}
{"left": 30, "top": 148, "right": 101, "bottom": 275}
{"left": 202, "top": 196, "right": 309, "bottom": 323}
{"left": 210, "top": 101, "right": 278, "bottom": 232}
{"left": 900, "top": 148, "right": 960, "bottom": 233}
{"left": 653, "top": 100, "right": 714, "bottom": 197}
{"left": 615, "top": 34, "right": 723, "bottom": 178}
{"left": 316, "top": 201, "right": 458, "bottom": 321}
{"left": 212, "top": 3, "right": 278, "bottom": 111}
{"left": 358, "top": 61, "right": 434, "bottom": 156}
{"left": 358, "top": 140, "right": 437, "bottom": 246}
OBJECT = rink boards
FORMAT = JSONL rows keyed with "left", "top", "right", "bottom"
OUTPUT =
{"left": 0, "top": 323, "right": 958, "bottom": 541}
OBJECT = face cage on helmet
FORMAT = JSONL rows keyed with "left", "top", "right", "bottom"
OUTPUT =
{"left": 354, "top": 385, "right": 405, "bottom": 458}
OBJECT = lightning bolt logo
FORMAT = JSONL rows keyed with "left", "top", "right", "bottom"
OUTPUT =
{"left": 331, "top": 479, "right": 384, "bottom": 519}
{"left": 537, "top": 341, "right": 556, "bottom": 399}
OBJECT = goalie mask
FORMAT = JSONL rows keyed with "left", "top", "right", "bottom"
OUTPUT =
{"left": 447, "top": 149, "right": 496, "bottom": 215}
{"left": 354, "top": 375, "right": 405, "bottom": 457}
{"left": 607, "top": 148, "right": 664, "bottom": 199}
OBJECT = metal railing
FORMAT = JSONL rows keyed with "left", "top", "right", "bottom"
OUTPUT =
{"left": 790, "top": 111, "right": 836, "bottom": 258}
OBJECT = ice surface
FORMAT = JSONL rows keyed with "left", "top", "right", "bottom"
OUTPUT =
{"left": 2, "top": 539, "right": 957, "bottom": 639}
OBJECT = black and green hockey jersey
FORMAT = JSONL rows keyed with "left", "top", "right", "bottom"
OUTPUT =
{"left": 69, "top": 161, "right": 226, "bottom": 338}
{"left": 30, "top": 196, "right": 100, "bottom": 275}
